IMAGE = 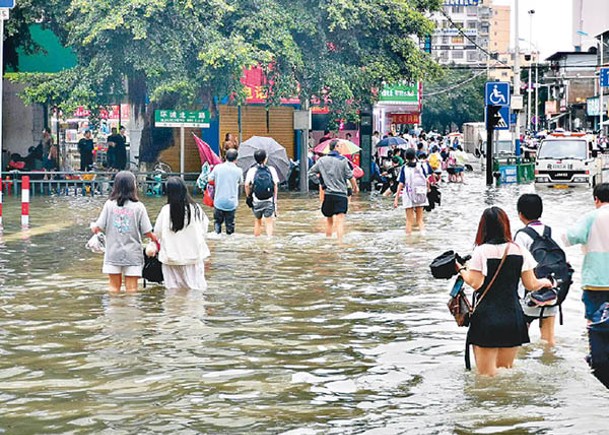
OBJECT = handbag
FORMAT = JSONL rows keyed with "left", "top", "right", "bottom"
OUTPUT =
{"left": 142, "top": 247, "right": 164, "bottom": 284}
{"left": 447, "top": 243, "right": 510, "bottom": 327}
{"left": 203, "top": 182, "right": 215, "bottom": 208}
{"left": 430, "top": 251, "right": 471, "bottom": 280}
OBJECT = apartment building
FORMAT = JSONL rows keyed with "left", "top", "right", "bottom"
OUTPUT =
{"left": 431, "top": 0, "right": 491, "bottom": 66}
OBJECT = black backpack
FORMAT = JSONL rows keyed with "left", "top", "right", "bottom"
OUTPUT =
{"left": 517, "top": 226, "right": 574, "bottom": 324}
{"left": 253, "top": 165, "right": 274, "bottom": 200}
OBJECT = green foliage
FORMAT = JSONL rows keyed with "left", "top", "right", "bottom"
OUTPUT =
{"left": 9, "top": 0, "right": 441, "bottom": 110}
{"left": 421, "top": 69, "right": 486, "bottom": 132}
{"left": 7, "top": 0, "right": 443, "bottom": 159}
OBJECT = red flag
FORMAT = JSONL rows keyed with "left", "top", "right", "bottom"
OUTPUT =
{"left": 193, "top": 133, "right": 222, "bottom": 166}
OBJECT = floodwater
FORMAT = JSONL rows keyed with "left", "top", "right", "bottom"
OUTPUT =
{"left": 0, "top": 174, "right": 607, "bottom": 434}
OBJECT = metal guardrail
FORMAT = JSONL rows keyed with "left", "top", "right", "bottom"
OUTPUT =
{"left": 0, "top": 171, "right": 201, "bottom": 197}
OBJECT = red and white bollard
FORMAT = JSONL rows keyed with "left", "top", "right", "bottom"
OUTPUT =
{"left": 21, "top": 176, "right": 30, "bottom": 228}
{"left": 0, "top": 178, "right": 3, "bottom": 231}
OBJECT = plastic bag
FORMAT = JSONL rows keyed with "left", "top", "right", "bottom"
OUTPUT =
{"left": 86, "top": 232, "right": 106, "bottom": 254}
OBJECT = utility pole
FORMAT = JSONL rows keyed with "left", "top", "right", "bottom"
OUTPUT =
{"left": 514, "top": 0, "right": 521, "bottom": 155}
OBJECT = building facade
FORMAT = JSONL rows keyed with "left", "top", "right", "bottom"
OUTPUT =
{"left": 573, "top": 0, "right": 609, "bottom": 52}
{"left": 431, "top": 1, "right": 491, "bottom": 66}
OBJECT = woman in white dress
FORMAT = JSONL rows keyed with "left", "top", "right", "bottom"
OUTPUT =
{"left": 154, "top": 177, "right": 210, "bottom": 291}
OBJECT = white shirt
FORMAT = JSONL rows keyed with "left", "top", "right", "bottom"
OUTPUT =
{"left": 469, "top": 242, "right": 536, "bottom": 277}
{"left": 154, "top": 204, "right": 210, "bottom": 266}
{"left": 245, "top": 165, "right": 279, "bottom": 203}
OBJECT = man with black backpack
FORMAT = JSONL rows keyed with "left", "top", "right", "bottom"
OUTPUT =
{"left": 515, "top": 194, "right": 573, "bottom": 346}
{"left": 245, "top": 150, "right": 279, "bottom": 237}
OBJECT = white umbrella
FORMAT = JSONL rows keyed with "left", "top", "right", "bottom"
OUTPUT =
{"left": 237, "top": 136, "right": 290, "bottom": 182}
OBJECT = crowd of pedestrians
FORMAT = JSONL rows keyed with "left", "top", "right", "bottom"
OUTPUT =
{"left": 89, "top": 132, "right": 609, "bottom": 382}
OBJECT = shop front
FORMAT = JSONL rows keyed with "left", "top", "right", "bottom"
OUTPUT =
{"left": 374, "top": 82, "right": 422, "bottom": 136}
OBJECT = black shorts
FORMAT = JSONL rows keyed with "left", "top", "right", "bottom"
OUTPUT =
{"left": 321, "top": 193, "right": 348, "bottom": 217}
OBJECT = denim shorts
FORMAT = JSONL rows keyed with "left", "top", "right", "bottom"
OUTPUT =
{"left": 582, "top": 290, "right": 609, "bottom": 320}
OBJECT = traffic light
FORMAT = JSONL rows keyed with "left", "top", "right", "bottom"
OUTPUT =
{"left": 486, "top": 105, "right": 502, "bottom": 130}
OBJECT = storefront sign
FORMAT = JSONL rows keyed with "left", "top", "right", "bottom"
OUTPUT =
{"left": 378, "top": 83, "right": 420, "bottom": 105}
{"left": 390, "top": 113, "right": 420, "bottom": 124}
{"left": 545, "top": 100, "right": 559, "bottom": 116}
{"left": 587, "top": 97, "right": 600, "bottom": 117}
{"left": 436, "top": 29, "right": 477, "bottom": 36}
{"left": 443, "top": 0, "right": 479, "bottom": 5}
{"left": 241, "top": 66, "right": 300, "bottom": 105}
{"left": 73, "top": 104, "right": 130, "bottom": 120}
{"left": 155, "top": 110, "right": 211, "bottom": 128}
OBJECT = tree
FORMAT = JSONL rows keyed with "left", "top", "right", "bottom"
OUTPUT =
{"left": 421, "top": 68, "right": 486, "bottom": 132}
{"left": 10, "top": 0, "right": 442, "bottom": 160}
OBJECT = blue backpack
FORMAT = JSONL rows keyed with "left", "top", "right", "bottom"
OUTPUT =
{"left": 253, "top": 166, "right": 274, "bottom": 200}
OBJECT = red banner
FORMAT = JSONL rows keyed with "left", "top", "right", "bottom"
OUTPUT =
{"left": 241, "top": 66, "right": 300, "bottom": 105}
{"left": 73, "top": 104, "right": 130, "bottom": 120}
{"left": 390, "top": 113, "right": 420, "bottom": 124}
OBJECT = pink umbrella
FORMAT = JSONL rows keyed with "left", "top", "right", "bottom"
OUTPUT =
{"left": 313, "top": 139, "right": 361, "bottom": 155}
{"left": 193, "top": 133, "right": 222, "bottom": 166}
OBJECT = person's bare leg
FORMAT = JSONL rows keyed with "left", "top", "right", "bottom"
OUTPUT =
{"left": 265, "top": 217, "right": 275, "bottom": 237}
{"left": 496, "top": 347, "right": 520, "bottom": 369}
{"left": 405, "top": 208, "right": 414, "bottom": 235}
{"left": 473, "top": 345, "right": 498, "bottom": 376}
{"left": 539, "top": 316, "right": 556, "bottom": 347}
{"left": 125, "top": 276, "right": 140, "bottom": 293}
{"left": 334, "top": 213, "right": 346, "bottom": 243}
{"left": 108, "top": 274, "right": 122, "bottom": 293}
{"left": 325, "top": 217, "right": 334, "bottom": 238}
{"left": 415, "top": 207, "right": 425, "bottom": 232}
{"left": 254, "top": 218, "right": 263, "bottom": 237}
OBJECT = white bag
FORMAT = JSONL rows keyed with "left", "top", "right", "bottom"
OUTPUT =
{"left": 86, "top": 232, "right": 106, "bottom": 254}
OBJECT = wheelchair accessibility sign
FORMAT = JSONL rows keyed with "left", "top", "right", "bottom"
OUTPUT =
{"left": 485, "top": 82, "right": 511, "bottom": 107}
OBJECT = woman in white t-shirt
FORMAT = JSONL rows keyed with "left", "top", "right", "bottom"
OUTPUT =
{"left": 154, "top": 177, "right": 210, "bottom": 291}
{"left": 456, "top": 207, "right": 553, "bottom": 376}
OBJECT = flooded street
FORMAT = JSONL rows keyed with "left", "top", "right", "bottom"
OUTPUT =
{"left": 0, "top": 174, "right": 607, "bottom": 434}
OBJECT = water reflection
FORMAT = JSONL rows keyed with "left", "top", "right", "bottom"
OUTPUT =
{"left": 0, "top": 176, "right": 607, "bottom": 433}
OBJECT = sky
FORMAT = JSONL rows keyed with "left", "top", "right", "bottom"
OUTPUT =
{"left": 493, "top": 0, "right": 573, "bottom": 59}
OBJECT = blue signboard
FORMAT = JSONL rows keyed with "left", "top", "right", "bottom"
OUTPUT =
{"left": 0, "top": 0, "right": 14, "bottom": 8}
{"left": 499, "top": 165, "right": 518, "bottom": 185}
{"left": 485, "top": 105, "right": 510, "bottom": 131}
{"left": 485, "top": 81, "right": 511, "bottom": 107}
{"left": 510, "top": 113, "right": 518, "bottom": 125}
{"left": 601, "top": 68, "right": 609, "bottom": 88}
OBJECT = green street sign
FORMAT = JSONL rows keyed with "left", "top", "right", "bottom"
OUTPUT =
{"left": 155, "top": 110, "right": 210, "bottom": 128}
{"left": 378, "top": 83, "right": 420, "bottom": 104}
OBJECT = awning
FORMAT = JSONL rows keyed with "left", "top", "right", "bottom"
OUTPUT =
{"left": 547, "top": 113, "right": 568, "bottom": 124}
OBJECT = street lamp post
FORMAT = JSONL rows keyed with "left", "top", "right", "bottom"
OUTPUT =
{"left": 514, "top": 0, "right": 521, "bottom": 155}
{"left": 527, "top": 9, "right": 535, "bottom": 133}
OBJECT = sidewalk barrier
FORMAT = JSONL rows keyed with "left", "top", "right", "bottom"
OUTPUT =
{"left": 21, "top": 176, "right": 30, "bottom": 228}
{"left": 493, "top": 157, "right": 536, "bottom": 186}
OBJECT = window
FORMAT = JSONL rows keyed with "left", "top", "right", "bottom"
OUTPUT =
{"left": 467, "top": 21, "right": 477, "bottom": 29}
{"left": 452, "top": 36, "right": 465, "bottom": 45}
{"left": 467, "top": 51, "right": 478, "bottom": 62}
{"left": 501, "top": 72, "right": 508, "bottom": 77}
{"left": 452, "top": 6, "right": 463, "bottom": 14}
{"left": 452, "top": 51, "right": 464, "bottom": 60}
{"left": 442, "top": 36, "right": 449, "bottom": 45}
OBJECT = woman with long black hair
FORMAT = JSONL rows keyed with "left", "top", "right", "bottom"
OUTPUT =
{"left": 154, "top": 177, "right": 210, "bottom": 291}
